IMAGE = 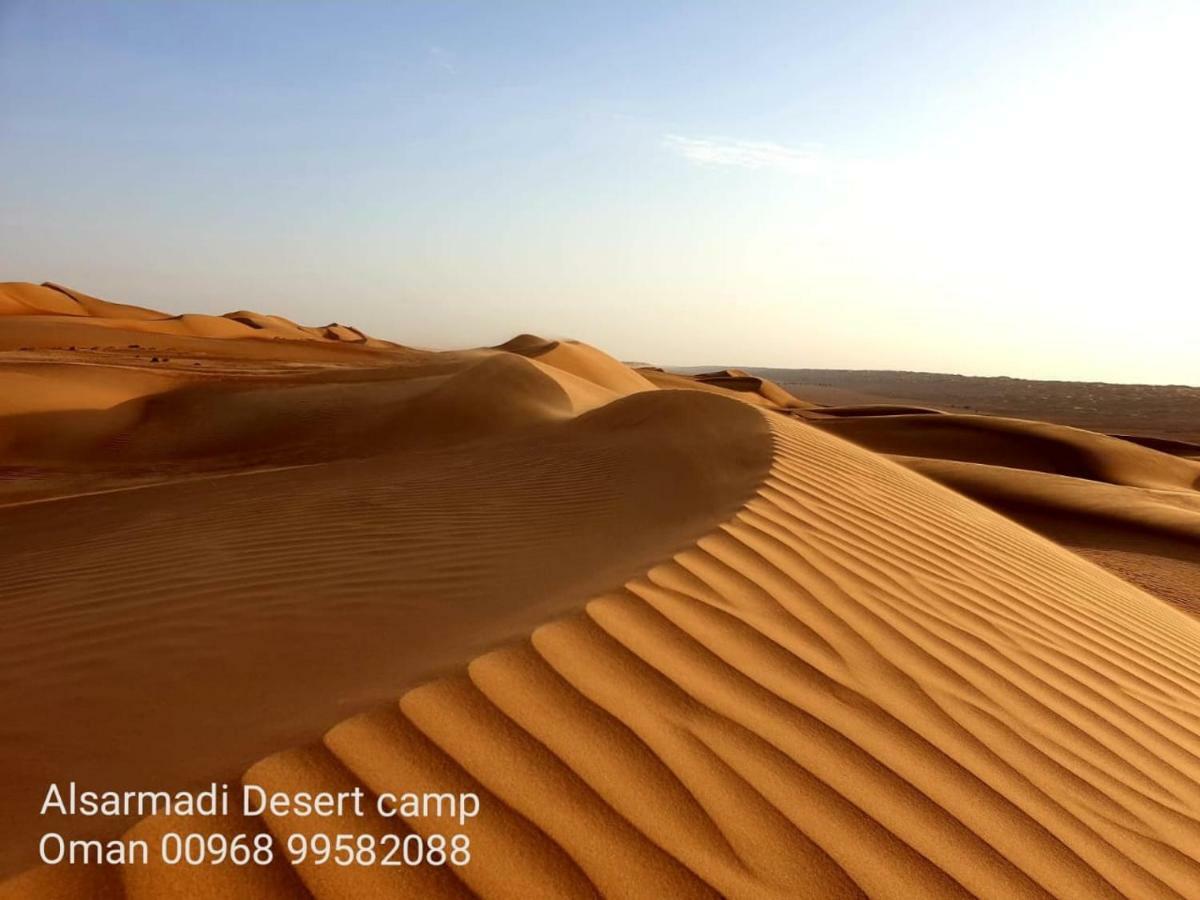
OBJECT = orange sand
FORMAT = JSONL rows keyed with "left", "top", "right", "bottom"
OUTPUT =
{"left": 804, "top": 407, "right": 1200, "bottom": 619}
{"left": 2, "top": 283, "right": 1199, "bottom": 898}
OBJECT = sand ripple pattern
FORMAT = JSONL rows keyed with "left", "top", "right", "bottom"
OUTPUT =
{"left": 7, "top": 411, "right": 1200, "bottom": 899}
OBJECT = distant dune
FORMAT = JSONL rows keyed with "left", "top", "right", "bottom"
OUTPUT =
{"left": 707, "top": 366, "right": 1200, "bottom": 446}
{"left": 0, "top": 282, "right": 398, "bottom": 348}
{"left": 2, "top": 284, "right": 1199, "bottom": 897}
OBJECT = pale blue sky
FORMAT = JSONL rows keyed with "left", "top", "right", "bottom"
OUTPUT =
{"left": 2, "top": 1, "right": 1197, "bottom": 383}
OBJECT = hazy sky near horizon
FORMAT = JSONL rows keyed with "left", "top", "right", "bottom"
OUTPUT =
{"left": 2, "top": 1, "right": 1197, "bottom": 384}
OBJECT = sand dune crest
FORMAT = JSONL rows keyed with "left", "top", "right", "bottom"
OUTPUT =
{"left": 8, "top": 408, "right": 1199, "bottom": 898}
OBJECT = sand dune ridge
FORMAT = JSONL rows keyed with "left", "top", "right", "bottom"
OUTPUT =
{"left": 8, "top": 410, "right": 1199, "bottom": 898}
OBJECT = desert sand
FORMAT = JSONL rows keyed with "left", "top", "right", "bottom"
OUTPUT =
{"left": 739, "top": 368, "right": 1200, "bottom": 446}
{"left": 801, "top": 408, "right": 1200, "bottom": 618}
{"left": 2, "top": 283, "right": 1199, "bottom": 898}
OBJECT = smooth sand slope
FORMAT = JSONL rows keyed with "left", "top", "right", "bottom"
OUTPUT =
{"left": 2, "top": 284, "right": 1200, "bottom": 897}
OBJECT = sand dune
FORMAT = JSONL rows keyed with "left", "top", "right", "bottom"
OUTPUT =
{"left": 637, "top": 368, "right": 815, "bottom": 411}
{"left": 896, "top": 457, "right": 1200, "bottom": 616}
{"left": 3, "top": 286, "right": 1200, "bottom": 897}
{"left": 0, "top": 283, "right": 165, "bottom": 320}
{"left": 690, "top": 369, "right": 815, "bottom": 410}
{"left": 763, "top": 368, "right": 1200, "bottom": 446}
{"left": 0, "top": 283, "right": 401, "bottom": 366}
{"left": 807, "top": 403, "right": 947, "bottom": 417}
{"left": 500, "top": 335, "right": 657, "bottom": 396}
{"left": 0, "top": 283, "right": 396, "bottom": 348}
{"left": 1111, "top": 434, "right": 1200, "bottom": 459}
{"left": 0, "top": 354, "right": 586, "bottom": 469}
{"left": 0, "top": 346, "right": 771, "bottom": 878}
{"left": 804, "top": 407, "right": 1200, "bottom": 620}
{"left": 6, "top": 407, "right": 1200, "bottom": 898}
{"left": 809, "top": 412, "right": 1200, "bottom": 492}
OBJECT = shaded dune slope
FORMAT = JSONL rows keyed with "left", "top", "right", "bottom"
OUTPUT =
{"left": 0, "top": 353, "right": 612, "bottom": 472}
{"left": 809, "top": 413, "right": 1200, "bottom": 492}
{"left": 8, "top": 412, "right": 1200, "bottom": 898}
{"left": 807, "top": 403, "right": 947, "bottom": 417}
{"left": 1111, "top": 434, "right": 1200, "bottom": 459}
{"left": 0, "top": 388, "right": 770, "bottom": 879}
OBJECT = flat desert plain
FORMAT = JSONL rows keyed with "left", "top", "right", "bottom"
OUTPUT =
{"left": 2, "top": 282, "right": 1199, "bottom": 899}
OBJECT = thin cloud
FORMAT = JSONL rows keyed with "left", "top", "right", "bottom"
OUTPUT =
{"left": 428, "top": 45, "right": 457, "bottom": 74}
{"left": 662, "top": 134, "right": 826, "bottom": 175}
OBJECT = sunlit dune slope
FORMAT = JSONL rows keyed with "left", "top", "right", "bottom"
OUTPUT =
{"left": 499, "top": 334, "right": 657, "bottom": 395}
{"left": 0, "top": 282, "right": 398, "bottom": 352}
{"left": 8, "top": 409, "right": 1200, "bottom": 899}
{"left": 801, "top": 408, "right": 1200, "bottom": 618}
{"left": 0, "top": 282, "right": 165, "bottom": 320}
{"left": 898, "top": 456, "right": 1200, "bottom": 615}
